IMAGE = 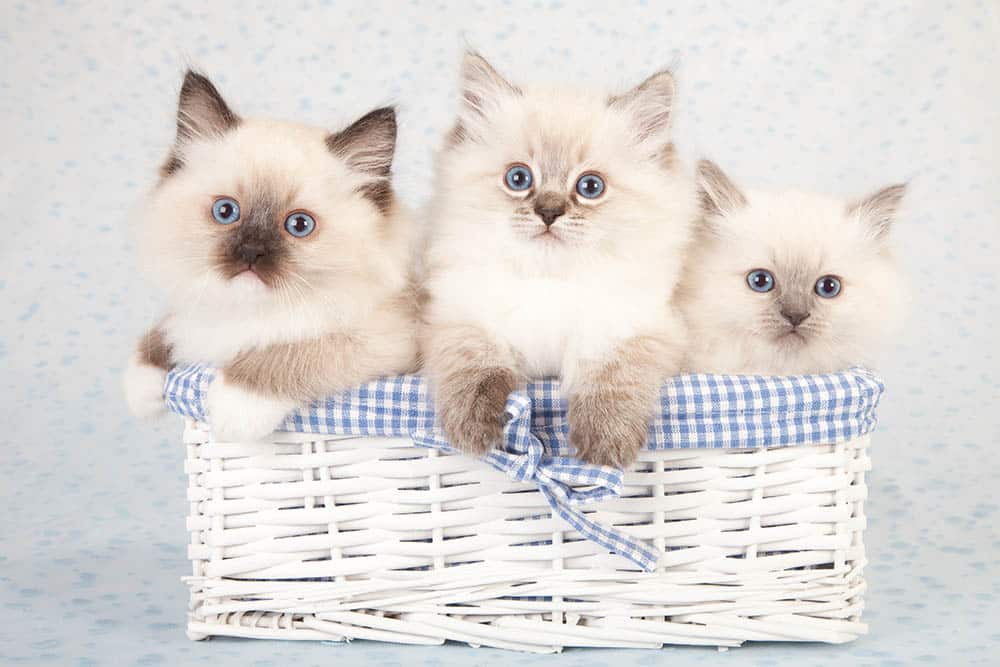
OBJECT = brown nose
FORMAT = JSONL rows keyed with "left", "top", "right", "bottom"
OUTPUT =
{"left": 533, "top": 193, "right": 566, "bottom": 227}
{"left": 781, "top": 309, "right": 811, "bottom": 326}
{"left": 238, "top": 243, "right": 267, "bottom": 265}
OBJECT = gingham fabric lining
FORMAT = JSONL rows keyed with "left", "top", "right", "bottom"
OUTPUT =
{"left": 164, "top": 364, "right": 883, "bottom": 571}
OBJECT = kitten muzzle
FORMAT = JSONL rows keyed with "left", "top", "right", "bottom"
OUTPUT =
{"left": 533, "top": 192, "right": 567, "bottom": 227}
{"left": 237, "top": 243, "right": 268, "bottom": 266}
{"left": 215, "top": 224, "right": 287, "bottom": 288}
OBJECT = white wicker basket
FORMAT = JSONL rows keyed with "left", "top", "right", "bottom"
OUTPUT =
{"left": 181, "top": 423, "right": 871, "bottom": 652}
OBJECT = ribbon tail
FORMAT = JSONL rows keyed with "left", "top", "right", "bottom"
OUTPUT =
{"left": 539, "top": 487, "right": 659, "bottom": 572}
{"left": 540, "top": 458, "right": 624, "bottom": 506}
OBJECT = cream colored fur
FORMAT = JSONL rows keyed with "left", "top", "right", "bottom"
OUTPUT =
{"left": 123, "top": 73, "right": 416, "bottom": 439}
{"left": 678, "top": 160, "right": 906, "bottom": 375}
{"left": 421, "top": 54, "right": 697, "bottom": 467}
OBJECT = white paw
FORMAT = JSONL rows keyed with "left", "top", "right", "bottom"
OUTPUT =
{"left": 206, "top": 378, "right": 296, "bottom": 442}
{"left": 123, "top": 356, "right": 168, "bottom": 418}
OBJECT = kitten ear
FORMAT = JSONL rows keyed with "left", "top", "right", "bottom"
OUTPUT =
{"left": 696, "top": 160, "right": 747, "bottom": 217}
{"left": 161, "top": 71, "right": 239, "bottom": 177}
{"left": 610, "top": 69, "right": 675, "bottom": 145}
{"left": 459, "top": 51, "right": 520, "bottom": 119}
{"left": 447, "top": 51, "right": 520, "bottom": 146}
{"left": 326, "top": 106, "right": 397, "bottom": 179}
{"left": 446, "top": 51, "right": 521, "bottom": 146}
{"left": 175, "top": 70, "right": 239, "bottom": 143}
{"left": 847, "top": 183, "right": 907, "bottom": 238}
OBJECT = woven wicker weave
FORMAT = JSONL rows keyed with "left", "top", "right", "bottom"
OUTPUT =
{"left": 183, "top": 422, "right": 870, "bottom": 652}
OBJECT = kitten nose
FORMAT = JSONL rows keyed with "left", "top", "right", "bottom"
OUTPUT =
{"left": 781, "top": 310, "right": 811, "bottom": 327}
{"left": 533, "top": 193, "right": 566, "bottom": 227}
{"left": 536, "top": 208, "right": 565, "bottom": 227}
{"left": 238, "top": 243, "right": 267, "bottom": 265}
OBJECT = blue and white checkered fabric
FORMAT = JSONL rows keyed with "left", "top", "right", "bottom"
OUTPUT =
{"left": 164, "top": 364, "right": 884, "bottom": 571}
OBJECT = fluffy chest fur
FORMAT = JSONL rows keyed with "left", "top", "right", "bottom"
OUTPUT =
{"left": 427, "top": 256, "right": 675, "bottom": 378}
{"left": 163, "top": 300, "right": 358, "bottom": 365}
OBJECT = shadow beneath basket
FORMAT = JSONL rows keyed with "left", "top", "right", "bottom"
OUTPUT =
{"left": 196, "top": 635, "right": 873, "bottom": 666}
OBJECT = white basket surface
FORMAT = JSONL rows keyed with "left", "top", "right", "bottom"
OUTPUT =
{"left": 169, "top": 364, "right": 881, "bottom": 651}
{"left": 183, "top": 430, "right": 871, "bottom": 651}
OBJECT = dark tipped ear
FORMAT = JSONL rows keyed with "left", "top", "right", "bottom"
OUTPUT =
{"left": 847, "top": 183, "right": 907, "bottom": 238}
{"left": 175, "top": 70, "right": 239, "bottom": 143}
{"left": 609, "top": 69, "right": 675, "bottom": 145}
{"left": 160, "top": 71, "right": 239, "bottom": 177}
{"left": 696, "top": 159, "right": 746, "bottom": 217}
{"left": 326, "top": 106, "right": 397, "bottom": 178}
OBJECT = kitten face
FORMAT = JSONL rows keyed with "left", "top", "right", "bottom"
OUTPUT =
{"left": 680, "top": 160, "right": 906, "bottom": 374}
{"left": 143, "top": 72, "right": 399, "bottom": 314}
{"left": 429, "top": 54, "right": 691, "bottom": 274}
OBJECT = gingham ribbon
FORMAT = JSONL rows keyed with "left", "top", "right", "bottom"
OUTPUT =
{"left": 163, "top": 364, "right": 884, "bottom": 572}
{"left": 410, "top": 391, "right": 659, "bottom": 571}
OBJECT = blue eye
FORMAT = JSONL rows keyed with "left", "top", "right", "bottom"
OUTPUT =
{"left": 576, "top": 173, "right": 605, "bottom": 199}
{"left": 284, "top": 211, "right": 316, "bottom": 238}
{"left": 504, "top": 164, "right": 533, "bottom": 191}
{"left": 815, "top": 275, "right": 842, "bottom": 298}
{"left": 211, "top": 197, "right": 240, "bottom": 224}
{"left": 747, "top": 269, "right": 775, "bottom": 293}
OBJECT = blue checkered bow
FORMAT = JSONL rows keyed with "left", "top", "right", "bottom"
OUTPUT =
{"left": 410, "top": 390, "right": 660, "bottom": 571}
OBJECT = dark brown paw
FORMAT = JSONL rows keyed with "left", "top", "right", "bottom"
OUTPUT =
{"left": 568, "top": 392, "right": 649, "bottom": 468}
{"left": 438, "top": 368, "right": 516, "bottom": 455}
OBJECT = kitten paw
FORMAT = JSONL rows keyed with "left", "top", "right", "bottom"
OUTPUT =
{"left": 437, "top": 368, "right": 516, "bottom": 455}
{"left": 123, "top": 357, "right": 168, "bottom": 418}
{"left": 568, "top": 392, "right": 649, "bottom": 469}
{"left": 206, "top": 379, "right": 296, "bottom": 442}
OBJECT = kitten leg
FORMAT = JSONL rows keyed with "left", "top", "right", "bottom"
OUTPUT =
{"left": 423, "top": 323, "right": 522, "bottom": 455}
{"left": 123, "top": 325, "right": 172, "bottom": 418}
{"left": 568, "top": 331, "right": 683, "bottom": 468}
{"left": 212, "top": 321, "right": 418, "bottom": 442}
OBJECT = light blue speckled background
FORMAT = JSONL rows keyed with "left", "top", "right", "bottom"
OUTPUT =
{"left": 2, "top": 1, "right": 998, "bottom": 665}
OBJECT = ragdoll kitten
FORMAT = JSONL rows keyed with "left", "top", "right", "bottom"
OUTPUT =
{"left": 123, "top": 70, "right": 417, "bottom": 440}
{"left": 421, "top": 53, "right": 697, "bottom": 468}
{"left": 677, "top": 159, "right": 906, "bottom": 375}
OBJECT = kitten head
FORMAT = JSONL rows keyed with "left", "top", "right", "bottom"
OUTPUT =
{"left": 680, "top": 160, "right": 907, "bottom": 374}
{"left": 143, "top": 70, "right": 403, "bottom": 313}
{"left": 429, "top": 52, "right": 694, "bottom": 273}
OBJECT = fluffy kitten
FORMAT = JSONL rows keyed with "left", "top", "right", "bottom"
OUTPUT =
{"left": 123, "top": 70, "right": 417, "bottom": 440}
{"left": 677, "top": 159, "right": 906, "bottom": 375}
{"left": 420, "top": 53, "right": 697, "bottom": 468}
